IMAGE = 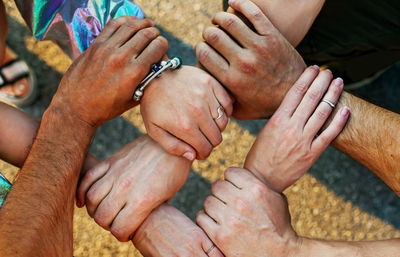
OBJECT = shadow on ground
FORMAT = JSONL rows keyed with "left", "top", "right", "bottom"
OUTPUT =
{"left": 7, "top": 14, "right": 400, "bottom": 226}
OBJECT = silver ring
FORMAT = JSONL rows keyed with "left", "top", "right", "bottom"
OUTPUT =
{"left": 215, "top": 106, "right": 225, "bottom": 121}
{"left": 206, "top": 245, "right": 216, "bottom": 255}
{"left": 321, "top": 99, "right": 335, "bottom": 108}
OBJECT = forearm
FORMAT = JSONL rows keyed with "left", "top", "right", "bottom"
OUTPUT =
{"left": 0, "top": 106, "right": 95, "bottom": 256}
{"left": 332, "top": 92, "right": 400, "bottom": 195}
{"left": 300, "top": 238, "right": 400, "bottom": 257}
{"left": 0, "top": 102, "right": 98, "bottom": 175}
{"left": 227, "top": 0, "right": 325, "bottom": 46}
{"left": 0, "top": 103, "right": 39, "bottom": 167}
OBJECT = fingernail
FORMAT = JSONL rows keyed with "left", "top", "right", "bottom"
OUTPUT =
{"left": 311, "top": 65, "right": 319, "bottom": 71}
{"left": 228, "top": 0, "right": 234, "bottom": 5}
{"left": 325, "top": 69, "right": 332, "bottom": 73}
{"left": 341, "top": 106, "right": 350, "bottom": 117}
{"left": 17, "top": 84, "right": 25, "bottom": 92}
{"left": 183, "top": 152, "right": 195, "bottom": 161}
{"left": 334, "top": 78, "right": 343, "bottom": 86}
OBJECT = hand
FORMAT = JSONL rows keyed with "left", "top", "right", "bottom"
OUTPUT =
{"left": 245, "top": 67, "right": 350, "bottom": 192}
{"left": 196, "top": 0, "right": 306, "bottom": 119}
{"left": 51, "top": 16, "right": 168, "bottom": 128}
{"left": 76, "top": 135, "right": 191, "bottom": 242}
{"left": 133, "top": 204, "right": 224, "bottom": 257}
{"left": 197, "top": 167, "right": 300, "bottom": 257}
{"left": 140, "top": 65, "right": 233, "bottom": 160}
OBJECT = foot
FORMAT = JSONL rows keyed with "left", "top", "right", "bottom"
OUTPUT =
{"left": 0, "top": 46, "right": 30, "bottom": 97}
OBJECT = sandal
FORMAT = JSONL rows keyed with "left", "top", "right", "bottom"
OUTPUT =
{"left": 0, "top": 56, "right": 37, "bottom": 106}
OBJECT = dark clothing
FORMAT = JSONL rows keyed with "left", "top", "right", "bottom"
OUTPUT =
{"left": 223, "top": 0, "right": 400, "bottom": 81}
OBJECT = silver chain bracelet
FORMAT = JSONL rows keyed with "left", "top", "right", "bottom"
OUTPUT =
{"left": 133, "top": 56, "right": 182, "bottom": 101}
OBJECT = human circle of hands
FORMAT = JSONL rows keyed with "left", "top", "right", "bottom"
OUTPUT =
{"left": 61, "top": 0, "right": 351, "bottom": 256}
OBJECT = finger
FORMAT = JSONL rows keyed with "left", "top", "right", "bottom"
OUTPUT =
{"left": 164, "top": 121, "right": 213, "bottom": 160}
{"left": 92, "top": 187, "right": 128, "bottom": 230}
{"left": 312, "top": 106, "right": 350, "bottom": 153}
{"left": 203, "top": 196, "right": 226, "bottom": 224}
{"left": 224, "top": 167, "right": 259, "bottom": 189}
{"left": 275, "top": 66, "right": 320, "bottom": 118}
{"left": 76, "top": 162, "right": 110, "bottom": 207}
{"left": 211, "top": 179, "right": 240, "bottom": 204}
{"left": 292, "top": 69, "right": 333, "bottom": 125}
{"left": 95, "top": 16, "right": 137, "bottom": 42}
{"left": 136, "top": 36, "right": 169, "bottom": 65}
{"left": 110, "top": 201, "right": 153, "bottom": 242}
{"left": 228, "top": 0, "right": 273, "bottom": 35}
{"left": 146, "top": 123, "right": 196, "bottom": 161}
{"left": 201, "top": 236, "right": 224, "bottom": 257}
{"left": 211, "top": 12, "right": 256, "bottom": 47}
{"left": 304, "top": 78, "right": 344, "bottom": 138}
{"left": 212, "top": 78, "right": 233, "bottom": 117}
{"left": 122, "top": 27, "right": 161, "bottom": 57}
{"left": 107, "top": 18, "right": 154, "bottom": 47}
{"left": 196, "top": 210, "right": 219, "bottom": 241}
{"left": 85, "top": 178, "right": 113, "bottom": 218}
{"left": 199, "top": 115, "right": 223, "bottom": 147}
{"left": 203, "top": 26, "right": 242, "bottom": 60}
{"left": 196, "top": 42, "right": 229, "bottom": 82}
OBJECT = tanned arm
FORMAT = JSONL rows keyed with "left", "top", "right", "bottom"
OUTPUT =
{"left": 330, "top": 92, "right": 400, "bottom": 194}
{"left": 0, "top": 106, "right": 94, "bottom": 256}
{"left": 0, "top": 15, "right": 168, "bottom": 256}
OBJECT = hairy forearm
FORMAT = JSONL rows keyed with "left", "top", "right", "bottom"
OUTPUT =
{"left": 300, "top": 238, "right": 400, "bottom": 257}
{"left": 227, "top": 0, "right": 325, "bottom": 46}
{"left": 331, "top": 92, "right": 400, "bottom": 195}
{"left": 0, "top": 106, "right": 95, "bottom": 256}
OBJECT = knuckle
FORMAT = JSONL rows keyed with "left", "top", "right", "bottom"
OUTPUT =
{"left": 124, "top": 19, "right": 139, "bottom": 30}
{"left": 106, "top": 19, "right": 121, "bottom": 29}
{"left": 293, "top": 82, "right": 308, "bottom": 95}
{"left": 234, "top": 197, "right": 248, "bottom": 213}
{"left": 110, "top": 226, "right": 129, "bottom": 242}
{"left": 251, "top": 183, "right": 268, "bottom": 200}
{"left": 135, "top": 194, "right": 156, "bottom": 210}
{"left": 308, "top": 89, "right": 322, "bottom": 101}
{"left": 153, "top": 36, "right": 169, "bottom": 51}
{"left": 116, "top": 177, "right": 133, "bottom": 195}
{"left": 222, "top": 16, "right": 236, "bottom": 29}
{"left": 250, "top": 9, "right": 264, "bottom": 20}
{"left": 94, "top": 212, "right": 109, "bottom": 228}
{"left": 204, "top": 29, "right": 220, "bottom": 44}
{"left": 252, "top": 37, "right": 272, "bottom": 58}
{"left": 86, "top": 189, "right": 99, "bottom": 206}
{"left": 179, "top": 119, "right": 193, "bottom": 133}
{"left": 215, "top": 231, "right": 230, "bottom": 245}
{"left": 211, "top": 180, "right": 223, "bottom": 193}
{"left": 316, "top": 109, "right": 329, "bottom": 121}
{"left": 236, "top": 55, "right": 257, "bottom": 75}
{"left": 227, "top": 215, "right": 243, "bottom": 229}
{"left": 140, "top": 27, "right": 158, "bottom": 40}
{"left": 107, "top": 53, "right": 126, "bottom": 68}
{"left": 165, "top": 141, "right": 181, "bottom": 155}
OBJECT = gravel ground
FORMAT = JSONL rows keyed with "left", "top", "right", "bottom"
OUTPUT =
{"left": 1, "top": 0, "right": 399, "bottom": 256}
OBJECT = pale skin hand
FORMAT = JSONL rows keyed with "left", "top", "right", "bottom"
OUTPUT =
{"left": 133, "top": 203, "right": 224, "bottom": 257}
{"left": 196, "top": 65, "right": 350, "bottom": 256}
{"left": 140, "top": 65, "right": 233, "bottom": 160}
{"left": 196, "top": 0, "right": 306, "bottom": 119}
{"left": 0, "top": 16, "right": 168, "bottom": 256}
{"left": 198, "top": 167, "right": 400, "bottom": 257}
{"left": 77, "top": 135, "right": 192, "bottom": 242}
{"left": 245, "top": 66, "right": 349, "bottom": 191}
